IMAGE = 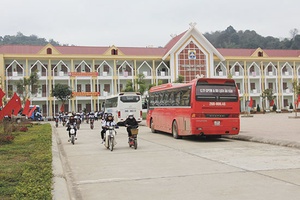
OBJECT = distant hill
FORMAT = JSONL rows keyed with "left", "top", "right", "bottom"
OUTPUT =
{"left": 0, "top": 32, "right": 66, "bottom": 46}
{"left": 203, "top": 26, "right": 300, "bottom": 49}
{"left": 0, "top": 26, "right": 299, "bottom": 49}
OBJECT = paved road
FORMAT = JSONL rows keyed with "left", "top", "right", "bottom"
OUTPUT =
{"left": 52, "top": 113, "right": 300, "bottom": 200}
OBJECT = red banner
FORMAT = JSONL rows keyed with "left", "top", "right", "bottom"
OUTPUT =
{"left": 0, "top": 93, "right": 21, "bottom": 119}
{"left": 22, "top": 99, "right": 31, "bottom": 115}
{"left": 249, "top": 97, "right": 253, "bottom": 108}
{"left": 270, "top": 99, "right": 274, "bottom": 106}
{"left": 69, "top": 72, "right": 98, "bottom": 77}
{"left": 72, "top": 92, "right": 100, "bottom": 96}
{"left": 60, "top": 104, "right": 64, "bottom": 112}
{"left": 27, "top": 105, "right": 36, "bottom": 117}
{"left": 0, "top": 88, "right": 5, "bottom": 107}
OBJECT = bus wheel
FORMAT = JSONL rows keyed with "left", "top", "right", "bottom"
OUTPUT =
{"left": 150, "top": 119, "right": 156, "bottom": 133}
{"left": 172, "top": 120, "right": 181, "bottom": 139}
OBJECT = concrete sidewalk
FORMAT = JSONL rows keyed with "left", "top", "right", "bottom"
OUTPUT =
{"left": 140, "top": 112, "right": 300, "bottom": 149}
{"left": 224, "top": 112, "right": 300, "bottom": 149}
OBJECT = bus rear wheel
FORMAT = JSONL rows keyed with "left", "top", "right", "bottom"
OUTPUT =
{"left": 172, "top": 120, "right": 181, "bottom": 139}
{"left": 150, "top": 119, "right": 156, "bottom": 133}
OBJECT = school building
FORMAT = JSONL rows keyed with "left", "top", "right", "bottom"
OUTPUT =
{"left": 0, "top": 23, "right": 300, "bottom": 118}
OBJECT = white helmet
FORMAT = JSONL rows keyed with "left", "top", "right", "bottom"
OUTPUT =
{"left": 128, "top": 113, "right": 134, "bottom": 119}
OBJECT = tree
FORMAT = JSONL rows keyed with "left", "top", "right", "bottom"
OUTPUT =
{"left": 15, "top": 70, "right": 40, "bottom": 103}
{"left": 292, "top": 78, "right": 300, "bottom": 116}
{"left": 51, "top": 84, "right": 73, "bottom": 111}
{"left": 124, "top": 80, "right": 134, "bottom": 92}
{"left": 261, "top": 88, "right": 275, "bottom": 112}
{"left": 290, "top": 28, "right": 299, "bottom": 40}
{"left": 136, "top": 73, "right": 147, "bottom": 95}
{"left": 174, "top": 75, "right": 184, "bottom": 83}
{"left": 272, "top": 104, "right": 277, "bottom": 112}
{"left": 256, "top": 104, "right": 261, "bottom": 112}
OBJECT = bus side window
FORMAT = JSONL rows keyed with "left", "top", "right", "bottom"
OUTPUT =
{"left": 164, "top": 92, "right": 170, "bottom": 106}
{"left": 175, "top": 92, "right": 180, "bottom": 106}
{"left": 149, "top": 95, "right": 154, "bottom": 106}
{"left": 180, "top": 89, "right": 191, "bottom": 106}
{"left": 159, "top": 93, "right": 164, "bottom": 106}
{"left": 154, "top": 93, "right": 159, "bottom": 106}
{"left": 170, "top": 91, "right": 175, "bottom": 106}
{"left": 184, "top": 89, "right": 191, "bottom": 106}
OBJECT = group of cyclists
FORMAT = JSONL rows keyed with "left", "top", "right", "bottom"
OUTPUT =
{"left": 54, "top": 111, "right": 138, "bottom": 144}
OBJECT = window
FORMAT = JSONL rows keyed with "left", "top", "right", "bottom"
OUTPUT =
{"left": 159, "top": 93, "right": 164, "bottom": 106}
{"left": 268, "top": 83, "right": 273, "bottom": 90}
{"left": 42, "top": 85, "right": 46, "bottom": 97}
{"left": 284, "top": 99, "right": 288, "bottom": 107}
{"left": 283, "top": 82, "right": 287, "bottom": 89}
{"left": 268, "top": 65, "right": 272, "bottom": 72}
{"left": 196, "top": 85, "right": 237, "bottom": 102}
{"left": 235, "top": 65, "right": 239, "bottom": 71}
{"left": 236, "top": 83, "right": 240, "bottom": 90}
{"left": 111, "top": 49, "right": 118, "bottom": 55}
{"left": 105, "top": 97, "right": 118, "bottom": 108}
{"left": 104, "top": 65, "right": 110, "bottom": 73}
{"left": 104, "top": 84, "right": 110, "bottom": 93}
{"left": 120, "top": 96, "right": 140, "bottom": 103}
{"left": 175, "top": 92, "right": 181, "bottom": 106}
{"left": 164, "top": 92, "right": 170, "bottom": 106}
{"left": 77, "top": 84, "right": 81, "bottom": 92}
{"left": 77, "top": 104, "right": 82, "bottom": 113}
{"left": 95, "top": 84, "right": 100, "bottom": 92}
{"left": 85, "top": 84, "right": 91, "bottom": 92}
{"left": 180, "top": 89, "right": 191, "bottom": 106}
{"left": 47, "top": 48, "right": 52, "bottom": 54}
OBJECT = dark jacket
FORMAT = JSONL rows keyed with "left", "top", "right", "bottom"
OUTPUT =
{"left": 124, "top": 117, "right": 138, "bottom": 127}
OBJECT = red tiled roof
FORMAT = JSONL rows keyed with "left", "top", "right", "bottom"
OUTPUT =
{"left": 1, "top": 45, "right": 300, "bottom": 58}
{"left": 0, "top": 45, "right": 43, "bottom": 54}
{"left": 56, "top": 46, "right": 108, "bottom": 55}
{"left": 118, "top": 47, "right": 167, "bottom": 56}
{"left": 217, "top": 48, "right": 256, "bottom": 57}
{"left": 217, "top": 48, "right": 300, "bottom": 57}
{"left": 0, "top": 44, "right": 168, "bottom": 56}
{"left": 263, "top": 49, "right": 300, "bottom": 57}
{"left": 164, "top": 31, "right": 187, "bottom": 52}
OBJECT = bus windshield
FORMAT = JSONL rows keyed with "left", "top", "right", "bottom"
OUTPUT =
{"left": 120, "top": 95, "right": 140, "bottom": 103}
{"left": 196, "top": 84, "right": 238, "bottom": 102}
{"left": 105, "top": 97, "right": 118, "bottom": 108}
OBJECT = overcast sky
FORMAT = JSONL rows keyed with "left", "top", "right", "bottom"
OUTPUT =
{"left": 1, "top": 0, "right": 299, "bottom": 47}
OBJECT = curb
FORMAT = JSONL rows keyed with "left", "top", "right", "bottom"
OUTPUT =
{"left": 52, "top": 125, "right": 71, "bottom": 200}
{"left": 141, "top": 121, "right": 300, "bottom": 149}
{"left": 222, "top": 135, "right": 300, "bottom": 150}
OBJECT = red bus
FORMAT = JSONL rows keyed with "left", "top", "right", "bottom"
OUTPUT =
{"left": 146, "top": 78, "right": 240, "bottom": 139}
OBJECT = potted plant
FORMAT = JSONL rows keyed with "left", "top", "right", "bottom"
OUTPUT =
{"left": 256, "top": 104, "right": 261, "bottom": 112}
{"left": 288, "top": 103, "right": 293, "bottom": 112}
{"left": 272, "top": 104, "right": 277, "bottom": 112}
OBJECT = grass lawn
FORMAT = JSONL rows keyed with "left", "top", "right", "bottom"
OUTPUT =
{"left": 0, "top": 123, "right": 52, "bottom": 200}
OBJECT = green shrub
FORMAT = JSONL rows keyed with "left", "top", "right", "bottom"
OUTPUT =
{"left": 257, "top": 104, "right": 261, "bottom": 112}
{"left": 272, "top": 104, "right": 277, "bottom": 112}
